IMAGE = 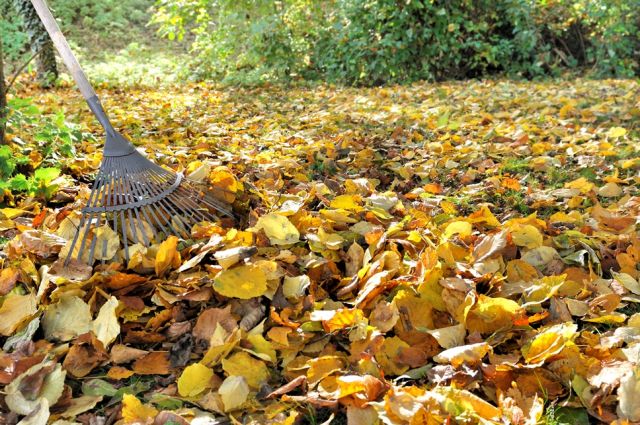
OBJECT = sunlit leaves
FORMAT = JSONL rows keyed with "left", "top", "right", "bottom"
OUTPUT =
{"left": 213, "top": 264, "right": 268, "bottom": 299}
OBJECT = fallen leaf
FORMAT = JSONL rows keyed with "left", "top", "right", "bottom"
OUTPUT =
{"left": 213, "top": 264, "right": 268, "bottom": 299}
{"left": 92, "top": 296, "right": 120, "bottom": 347}
{"left": 177, "top": 363, "right": 214, "bottom": 397}
{"left": 255, "top": 213, "right": 300, "bottom": 245}
{"left": 219, "top": 375, "right": 249, "bottom": 412}
{"left": 0, "top": 293, "right": 38, "bottom": 336}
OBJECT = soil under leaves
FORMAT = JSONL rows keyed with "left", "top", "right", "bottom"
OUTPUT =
{"left": 1, "top": 78, "right": 640, "bottom": 424}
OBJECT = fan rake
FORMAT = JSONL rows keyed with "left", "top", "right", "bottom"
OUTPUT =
{"left": 31, "top": 0, "right": 234, "bottom": 265}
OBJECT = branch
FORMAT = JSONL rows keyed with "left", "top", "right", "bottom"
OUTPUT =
{"left": 5, "top": 47, "right": 42, "bottom": 94}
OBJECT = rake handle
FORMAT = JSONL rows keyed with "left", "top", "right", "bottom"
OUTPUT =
{"left": 30, "top": 0, "right": 97, "bottom": 101}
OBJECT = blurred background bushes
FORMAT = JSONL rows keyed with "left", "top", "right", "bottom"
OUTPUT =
{"left": 2, "top": 0, "right": 639, "bottom": 85}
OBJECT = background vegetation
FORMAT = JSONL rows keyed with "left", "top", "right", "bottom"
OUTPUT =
{"left": 2, "top": 0, "right": 639, "bottom": 86}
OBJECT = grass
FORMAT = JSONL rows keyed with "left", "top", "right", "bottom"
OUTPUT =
{"left": 501, "top": 157, "right": 530, "bottom": 174}
{"left": 78, "top": 42, "right": 186, "bottom": 87}
{"left": 545, "top": 167, "right": 572, "bottom": 188}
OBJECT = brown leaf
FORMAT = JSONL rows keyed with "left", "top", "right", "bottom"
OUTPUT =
{"left": 63, "top": 333, "right": 109, "bottom": 378}
{"left": 0, "top": 267, "right": 20, "bottom": 296}
{"left": 193, "top": 306, "right": 238, "bottom": 342}
{"left": 110, "top": 344, "right": 149, "bottom": 364}
{"left": 133, "top": 352, "right": 171, "bottom": 375}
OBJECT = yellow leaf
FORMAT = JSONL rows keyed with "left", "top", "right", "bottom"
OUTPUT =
{"left": 246, "top": 333, "right": 277, "bottom": 362}
{"left": 255, "top": 213, "right": 300, "bottom": 245}
{"left": 440, "top": 200, "right": 457, "bottom": 214}
{"left": 0, "top": 208, "right": 26, "bottom": 219}
{"left": 92, "top": 296, "right": 120, "bottom": 348}
{"left": 510, "top": 224, "right": 543, "bottom": 249}
{"left": 330, "top": 194, "right": 363, "bottom": 212}
{"left": 426, "top": 324, "right": 466, "bottom": 349}
{"left": 433, "top": 342, "right": 491, "bottom": 367}
{"left": 201, "top": 326, "right": 240, "bottom": 367}
{"left": 219, "top": 375, "right": 249, "bottom": 412}
{"left": 442, "top": 220, "right": 472, "bottom": 240}
{"left": 42, "top": 295, "right": 92, "bottom": 341}
{"left": 524, "top": 275, "right": 567, "bottom": 305}
{"left": 213, "top": 264, "right": 267, "bottom": 299}
{"left": 375, "top": 336, "right": 410, "bottom": 376}
{"left": 155, "top": 236, "right": 179, "bottom": 277}
{"left": 607, "top": 127, "right": 627, "bottom": 138}
{"left": 322, "top": 308, "right": 365, "bottom": 332}
{"left": 467, "top": 206, "right": 500, "bottom": 227}
{"left": 522, "top": 322, "right": 577, "bottom": 364}
{"left": 436, "top": 387, "right": 500, "bottom": 420}
{"left": 221, "top": 352, "right": 269, "bottom": 389}
{"left": 209, "top": 167, "right": 239, "bottom": 203}
{"left": 564, "top": 177, "right": 595, "bottom": 194}
{"left": 121, "top": 394, "right": 158, "bottom": 424}
{"left": 506, "top": 259, "right": 539, "bottom": 283}
{"left": 307, "top": 356, "right": 345, "bottom": 385}
{"left": 178, "top": 363, "right": 214, "bottom": 397}
{"left": 464, "top": 295, "right": 524, "bottom": 334}
{"left": 392, "top": 289, "right": 434, "bottom": 330}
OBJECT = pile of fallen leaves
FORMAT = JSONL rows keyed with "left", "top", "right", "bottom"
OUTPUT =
{"left": 1, "top": 77, "right": 640, "bottom": 424}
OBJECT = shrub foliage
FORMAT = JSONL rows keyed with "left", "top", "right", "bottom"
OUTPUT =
{"left": 152, "top": 0, "right": 640, "bottom": 84}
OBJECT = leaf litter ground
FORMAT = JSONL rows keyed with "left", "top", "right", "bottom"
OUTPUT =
{"left": 1, "top": 78, "right": 640, "bottom": 424}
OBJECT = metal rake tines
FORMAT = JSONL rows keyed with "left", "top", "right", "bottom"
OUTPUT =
{"left": 64, "top": 152, "right": 234, "bottom": 265}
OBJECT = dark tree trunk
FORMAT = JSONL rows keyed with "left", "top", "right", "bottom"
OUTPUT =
{"left": 0, "top": 36, "right": 7, "bottom": 145}
{"left": 13, "top": 0, "right": 58, "bottom": 88}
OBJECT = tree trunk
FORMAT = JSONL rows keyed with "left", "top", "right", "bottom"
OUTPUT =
{"left": 13, "top": 0, "right": 58, "bottom": 88}
{"left": 0, "top": 36, "right": 7, "bottom": 145}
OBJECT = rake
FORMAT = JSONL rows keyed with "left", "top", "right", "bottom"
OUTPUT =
{"left": 31, "top": 0, "right": 235, "bottom": 265}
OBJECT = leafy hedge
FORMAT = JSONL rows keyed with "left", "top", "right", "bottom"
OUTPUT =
{"left": 152, "top": 0, "right": 640, "bottom": 85}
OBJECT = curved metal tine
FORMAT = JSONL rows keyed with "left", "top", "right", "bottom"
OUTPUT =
{"left": 140, "top": 169, "right": 188, "bottom": 238}
{"left": 163, "top": 188, "right": 208, "bottom": 227}
{"left": 199, "top": 194, "right": 233, "bottom": 218}
{"left": 180, "top": 180, "right": 233, "bottom": 217}
{"left": 125, "top": 165, "right": 153, "bottom": 246}
{"left": 170, "top": 189, "right": 219, "bottom": 222}
{"left": 120, "top": 210, "right": 130, "bottom": 263}
{"left": 87, "top": 213, "right": 103, "bottom": 265}
{"left": 148, "top": 170, "right": 216, "bottom": 225}
{"left": 128, "top": 168, "right": 168, "bottom": 238}
{"left": 64, "top": 213, "right": 87, "bottom": 265}
{"left": 121, "top": 163, "right": 143, "bottom": 246}
{"left": 143, "top": 203, "right": 170, "bottom": 238}
{"left": 158, "top": 197, "right": 191, "bottom": 238}
{"left": 65, "top": 157, "right": 112, "bottom": 264}
{"left": 115, "top": 167, "right": 131, "bottom": 263}
{"left": 75, "top": 158, "right": 113, "bottom": 263}
{"left": 167, "top": 190, "right": 209, "bottom": 223}
{"left": 145, "top": 169, "right": 199, "bottom": 231}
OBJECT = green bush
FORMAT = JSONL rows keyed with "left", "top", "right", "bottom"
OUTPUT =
{"left": 151, "top": 0, "right": 640, "bottom": 84}
{"left": 151, "top": 0, "right": 324, "bottom": 83}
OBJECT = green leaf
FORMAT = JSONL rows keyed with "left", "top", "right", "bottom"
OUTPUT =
{"left": 82, "top": 379, "right": 118, "bottom": 397}
{"left": 553, "top": 407, "right": 589, "bottom": 425}
{"left": 9, "top": 174, "right": 29, "bottom": 192}
{"left": 33, "top": 167, "right": 61, "bottom": 183}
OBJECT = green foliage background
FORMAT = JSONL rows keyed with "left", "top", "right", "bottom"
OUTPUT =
{"left": 152, "top": 0, "right": 640, "bottom": 85}
{"left": 1, "top": 0, "right": 638, "bottom": 85}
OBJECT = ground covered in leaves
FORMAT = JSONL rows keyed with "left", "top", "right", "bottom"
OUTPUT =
{"left": 1, "top": 78, "right": 640, "bottom": 424}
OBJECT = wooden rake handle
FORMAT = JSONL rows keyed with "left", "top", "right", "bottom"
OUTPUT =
{"left": 30, "top": 0, "right": 97, "bottom": 101}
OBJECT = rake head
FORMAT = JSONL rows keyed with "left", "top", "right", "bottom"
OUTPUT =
{"left": 64, "top": 126, "right": 234, "bottom": 266}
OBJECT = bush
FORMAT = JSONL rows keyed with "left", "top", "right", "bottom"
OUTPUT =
{"left": 151, "top": 0, "right": 640, "bottom": 85}
{"left": 151, "top": 0, "right": 324, "bottom": 83}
